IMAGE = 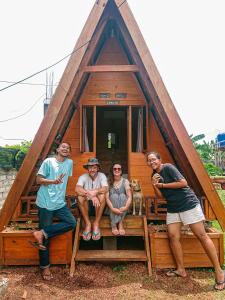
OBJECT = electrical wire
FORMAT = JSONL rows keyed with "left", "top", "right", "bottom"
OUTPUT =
{"left": 118, "top": 0, "right": 127, "bottom": 8}
{"left": 0, "top": 93, "right": 45, "bottom": 123}
{"left": 0, "top": 1, "right": 127, "bottom": 93}
{"left": 0, "top": 80, "right": 57, "bottom": 87}
{"left": 0, "top": 40, "right": 91, "bottom": 92}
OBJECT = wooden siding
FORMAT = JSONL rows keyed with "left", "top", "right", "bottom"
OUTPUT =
{"left": 63, "top": 107, "right": 95, "bottom": 194}
{"left": 81, "top": 37, "right": 146, "bottom": 106}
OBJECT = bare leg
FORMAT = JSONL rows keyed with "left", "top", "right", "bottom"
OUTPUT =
{"left": 167, "top": 222, "right": 187, "bottom": 277}
{"left": 190, "top": 221, "right": 225, "bottom": 290}
{"left": 118, "top": 220, "right": 125, "bottom": 235}
{"left": 78, "top": 196, "right": 91, "bottom": 233}
{"left": 93, "top": 194, "right": 105, "bottom": 233}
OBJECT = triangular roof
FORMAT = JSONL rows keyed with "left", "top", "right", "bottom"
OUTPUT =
{"left": 1, "top": 0, "right": 225, "bottom": 230}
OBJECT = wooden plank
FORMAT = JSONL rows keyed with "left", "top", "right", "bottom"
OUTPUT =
{"left": 2, "top": 231, "right": 72, "bottom": 265}
{"left": 83, "top": 216, "right": 144, "bottom": 229}
{"left": 143, "top": 216, "right": 152, "bottom": 276}
{"left": 76, "top": 250, "right": 147, "bottom": 261}
{"left": 83, "top": 65, "right": 139, "bottom": 73}
{"left": 93, "top": 106, "right": 96, "bottom": 153}
{"left": 219, "top": 232, "right": 224, "bottom": 265}
{"left": 103, "top": 237, "right": 117, "bottom": 250}
{"left": 0, "top": 234, "right": 3, "bottom": 264}
{"left": 128, "top": 106, "right": 132, "bottom": 178}
{"left": 70, "top": 218, "right": 81, "bottom": 277}
{"left": 149, "top": 230, "right": 224, "bottom": 268}
{"left": 80, "top": 105, "right": 83, "bottom": 152}
{"left": 79, "top": 228, "right": 144, "bottom": 237}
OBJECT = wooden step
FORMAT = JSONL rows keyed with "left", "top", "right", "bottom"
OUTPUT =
{"left": 79, "top": 228, "right": 144, "bottom": 237}
{"left": 76, "top": 250, "right": 147, "bottom": 261}
{"left": 82, "top": 215, "right": 144, "bottom": 229}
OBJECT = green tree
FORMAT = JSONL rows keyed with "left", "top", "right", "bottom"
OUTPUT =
{"left": 190, "top": 134, "right": 224, "bottom": 176}
{"left": 0, "top": 141, "right": 31, "bottom": 171}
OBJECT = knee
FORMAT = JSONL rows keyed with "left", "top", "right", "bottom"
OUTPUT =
{"left": 98, "top": 194, "right": 106, "bottom": 204}
{"left": 194, "top": 231, "right": 208, "bottom": 242}
{"left": 168, "top": 232, "right": 180, "bottom": 242}
{"left": 78, "top": 195, "right": 86, "bottom": 204}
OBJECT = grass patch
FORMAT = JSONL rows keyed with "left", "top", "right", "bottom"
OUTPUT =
{"left": 112, "top": 265, "right": 127, "bottom": 272}
{"left": 217, "top": 189, "right": 225, "bottom": 206}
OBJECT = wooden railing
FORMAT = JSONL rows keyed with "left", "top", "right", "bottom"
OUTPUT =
{"left": 12, "top": 195, "right": 79, "bottom": 221}
{"left": 145, "top": 197, "right": 167, "bottom": 220}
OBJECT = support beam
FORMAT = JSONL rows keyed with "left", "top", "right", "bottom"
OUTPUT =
{"left": 83, "top": 65, "right": 139, "bottom": 73}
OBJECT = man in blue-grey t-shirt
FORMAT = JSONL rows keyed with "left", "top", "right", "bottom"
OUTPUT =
{"left": 32, "top": 142, "right": 76, "bottom": 280}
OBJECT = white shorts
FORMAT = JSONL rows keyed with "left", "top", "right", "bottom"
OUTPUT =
{"left": 166, "top": 204, "right": 205, "bottom": 225}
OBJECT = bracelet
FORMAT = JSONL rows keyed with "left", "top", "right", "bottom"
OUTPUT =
{"left": 161, "top": 183, "right": 164, "bottom": 188}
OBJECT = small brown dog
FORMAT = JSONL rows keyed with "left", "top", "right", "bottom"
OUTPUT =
{"left": 130, "top": 179, "right": 144, "bottom": 216}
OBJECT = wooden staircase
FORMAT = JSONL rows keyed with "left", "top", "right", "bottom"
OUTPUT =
{"left": 70, "top": 215, "right": 152, "bottom": 277}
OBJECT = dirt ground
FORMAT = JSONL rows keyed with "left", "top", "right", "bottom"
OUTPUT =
{"left": 1, "top": 263, "right": 225, "bottom": 300}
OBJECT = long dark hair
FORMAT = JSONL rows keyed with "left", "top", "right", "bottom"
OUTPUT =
{"left": 108, "top": 162, "right": 123, "bottom": 188}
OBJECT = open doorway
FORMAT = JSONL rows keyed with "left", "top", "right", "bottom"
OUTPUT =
{"left": 96, "top": 107, "right": 128, "bottom": 176}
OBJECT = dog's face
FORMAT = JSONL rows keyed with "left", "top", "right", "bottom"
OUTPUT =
{"left": 130, "top": 179, "right": 141, "bottom": 191}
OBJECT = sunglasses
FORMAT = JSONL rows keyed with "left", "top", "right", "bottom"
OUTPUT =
{"left": 113, "top": 167, "right": 121, "bottom": 171}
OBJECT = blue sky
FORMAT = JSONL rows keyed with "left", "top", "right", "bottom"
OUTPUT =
{"left": 0, "top": 0, "right": 224, "bottom": 146}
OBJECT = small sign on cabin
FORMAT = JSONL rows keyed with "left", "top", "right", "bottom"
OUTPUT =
{"left": 105, "top": 100, "right": 120, "bottom": 105}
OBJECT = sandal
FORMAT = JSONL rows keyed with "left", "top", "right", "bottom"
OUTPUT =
{"left": 82, "top": 231, "right": 92, "bottom": 241}
{"left": 166, "top": 270, "right": 187, "bottom": 278}
{"left": 214, "top": 271, "right": 225, "bottom": 291}
{"left": 29, "top": 241, "right": 46, "bottom": 251}
{"left": 41, "top": 271, "right": 53, "bottom": 281}
{"left": 92, "top": 230, "right": 101, "bottom": 241}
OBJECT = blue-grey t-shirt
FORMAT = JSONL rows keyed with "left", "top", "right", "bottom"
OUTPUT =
{"left": 36, "top": 157, "right": 73, "bottom": 211}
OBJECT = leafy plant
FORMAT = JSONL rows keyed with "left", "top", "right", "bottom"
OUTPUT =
{"left": 203, "top": 162, "right": 223, "bottom": 176}
{"left": 0, "top": 141, "right": 31, "bottom": 171}
{"left": 191, "top": 134, "right": 224, "bottom": 176}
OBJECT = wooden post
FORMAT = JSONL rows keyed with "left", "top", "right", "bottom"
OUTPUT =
{"left": 143, "top": 216, "right": 152, "bottom": 276}
{"left": 70, "top": 218, "right": 81, "bottom": 277}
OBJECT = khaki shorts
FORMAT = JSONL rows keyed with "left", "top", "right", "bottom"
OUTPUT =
{"left": 166, "top": 204, "right": 205, "bottom": 225}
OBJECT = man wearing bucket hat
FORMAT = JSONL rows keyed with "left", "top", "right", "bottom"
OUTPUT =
{"left": 75, "top": 158, "right": 108, "bottom": 241}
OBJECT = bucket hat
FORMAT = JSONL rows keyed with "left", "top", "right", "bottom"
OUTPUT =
{"left": 83, "top": 158, "right": 100, "bottom": 169}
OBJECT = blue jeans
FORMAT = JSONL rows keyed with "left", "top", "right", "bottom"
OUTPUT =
{"left": 38, "top": 205, "right": 76, "bottom": 268}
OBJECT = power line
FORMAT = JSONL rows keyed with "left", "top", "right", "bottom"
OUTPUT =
{"left": 0, "top": 136, "right": 28, "bottom": 142}
{"left": 0, "top": 2, "right": 127, "bottom": 93}
{"left": 0, "top": 40, "right": 91, "bottom": 92}
{"left": 0, "top": 93, "right": 45, "bottom": 123}
{"left": 118, "top": 0, "right": 127, "bottom": 8}
{"left": 0, "top": 80, "right": 58, "bottom": 87}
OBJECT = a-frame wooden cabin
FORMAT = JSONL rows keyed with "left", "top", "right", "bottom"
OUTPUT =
{"left": 0, "top": 0, "right": 224, "bottom": 272}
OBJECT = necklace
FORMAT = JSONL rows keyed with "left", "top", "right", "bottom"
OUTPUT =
{"left": 113, "top": 178, "right": 122, "bottom": 188}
